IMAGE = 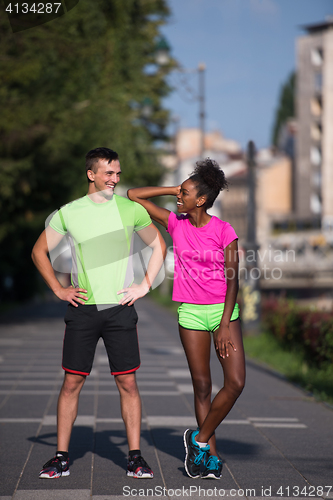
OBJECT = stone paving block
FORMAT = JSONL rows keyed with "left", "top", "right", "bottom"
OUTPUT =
{"left": 96, "top": 395, "right": 123, "bottom": 419}
{"left": 0, "top": 395, "right": 51, "bottom": 418}
{"left": 92, "top": 422, "right": 159, "bottom": 496}
{"left": 17, "top": 422, "right": 94, "bottom": 491}
{"left": 1, "top": 297, "right": 333, "bottom": 498}
{"left": 141, "top": 394, "right": 192, "bottom": 417}
{"left": 0, "top": 423, "right": 40, "bottom": 496}
{"left": 13, "top": 490, "right": 91, "bottom": 500}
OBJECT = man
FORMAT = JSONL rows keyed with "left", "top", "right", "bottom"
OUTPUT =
{"left": 31, "top": 147, "right": 166, "bottom": 479}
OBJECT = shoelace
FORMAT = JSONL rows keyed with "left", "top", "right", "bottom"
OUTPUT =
{"left": 193, "top": 447, "right": 209, "bottom": 465}
{"left": 131, "top": 455, "right": 149, "bottom": 468}
{"left": 205, "top": 455, "right": 220, "bottom": 471}
{"left": 42, "top": 457, "right": 64, "bottom": 469}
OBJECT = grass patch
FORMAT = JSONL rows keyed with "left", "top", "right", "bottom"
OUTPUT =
{"left": 244, "top": 331, "right": 333, "bottom": 405}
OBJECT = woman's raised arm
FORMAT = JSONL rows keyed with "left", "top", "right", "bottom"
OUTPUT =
{"left": 127, "top": 186, "right": 180, "bottom": 228}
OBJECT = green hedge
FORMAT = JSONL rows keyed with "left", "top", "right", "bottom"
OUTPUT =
{"left": 262, "top": 297, "right": 333, "bottom": 368}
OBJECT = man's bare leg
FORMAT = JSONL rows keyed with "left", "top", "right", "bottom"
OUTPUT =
{"left": 57, "top": 372, "right": 86, "bottom": 452}
{"left": 115, "top": 372, "right": 153, "bottom": 478}
{"left": 115, "top": 372, "right": 141, "bottom": 450}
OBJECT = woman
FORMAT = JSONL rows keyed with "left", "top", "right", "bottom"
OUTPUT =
{"left": 128, "top": 158, "right": 245, "bottom": 480}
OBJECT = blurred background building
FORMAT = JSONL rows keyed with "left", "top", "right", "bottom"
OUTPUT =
{"left": 2, "top": 1, "right": 333, "bottom": 309}
{"left": 296, "top": 17, "right": 333, "bottom": 232}
{"left": 160, "top": 17, "right": 333, "bottom": 307}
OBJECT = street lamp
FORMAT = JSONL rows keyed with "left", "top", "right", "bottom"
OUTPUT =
{"left": 141, "top": 97, "right": 153, "bottom": 119}
{"left": 155, "top": 36, "right": 171, "bottom": 66}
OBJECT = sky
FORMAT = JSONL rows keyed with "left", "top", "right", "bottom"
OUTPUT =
{"left": 161, "top": 0, "right": 332, "bottom": 150}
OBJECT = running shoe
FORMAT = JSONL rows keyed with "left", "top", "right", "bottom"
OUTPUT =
{"left": 127, "top": 454, "right": 154, "bottom": 478}
{"left": 39, "top": 454, "right": 70, "bottom": 479}
{"left": 183, "top": 429, "right": 210, "bottom": 478}
{"left": 201, "top": 454, "right": 223, "bottom": 479}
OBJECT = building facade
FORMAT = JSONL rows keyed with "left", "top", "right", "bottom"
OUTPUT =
{"left": 296, "top": 19, "right": 333, "bottom": 230}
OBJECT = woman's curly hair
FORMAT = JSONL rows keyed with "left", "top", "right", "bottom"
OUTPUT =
{"left": 189, "top": 158, "right": 228, "bottom": 208}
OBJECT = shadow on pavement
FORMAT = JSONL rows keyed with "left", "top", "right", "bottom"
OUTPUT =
{"left": 29, "top": 427, "right": 138, "bottom": 468}
{"left": 28, "top": 427, "right": 260, "bottom": 470}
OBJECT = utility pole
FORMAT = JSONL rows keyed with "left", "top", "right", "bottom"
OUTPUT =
{"left": 242, "top": 141, "right": 261, "bottom": 334}
{"left": 198, "top": 63, "right": 205, "bottom": 158}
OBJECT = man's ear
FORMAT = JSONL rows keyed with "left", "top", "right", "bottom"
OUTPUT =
{"left": 87, "top": 169, "right": 95, "bottom": 182}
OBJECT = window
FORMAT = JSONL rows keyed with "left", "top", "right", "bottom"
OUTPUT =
{"left": 310, "top": 96, "right": 322, "bottom": 116}
{"left": 311, "top": 123, "right": 322, "bottom": 141}
{"left": 310, "top": 146, "right": 321, "bottom": 166}
{"left": 310, "top": 193, "right": 321, "bottom": 214}
{"left": 311, "top": 48, "right": 323, "bottom": 66}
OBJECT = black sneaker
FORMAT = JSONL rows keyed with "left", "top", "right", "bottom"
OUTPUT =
{"left": 183, "top": 429, "right": 210, "bottom": 478}
{"left": 127, "top": 454, "right": 153, "bottom": 478}
{"left": 201, "top": 454, "right": 223, "bottom": 479}
{"left": 39, "top": 454, "right": 70, "bottom": 479}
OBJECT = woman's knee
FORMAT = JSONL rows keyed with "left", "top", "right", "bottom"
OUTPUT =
{"left": 225, "top": 376, "right": 245, "bottom": 399}
{"left": 192, "top": 376, "right": 212, "bottom": 401}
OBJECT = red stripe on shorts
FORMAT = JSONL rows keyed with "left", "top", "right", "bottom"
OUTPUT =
{"left": 62, "top": 366, "right": 90, "bottom": 376}
{"left": 111, "top": 364, "right": 140, "bottom": 376}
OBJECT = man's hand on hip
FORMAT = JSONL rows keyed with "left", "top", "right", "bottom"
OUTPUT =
{"left": 55, "top": 285, "right": 88, "bottom": 306}
{"left": 117, "top": 282, "right": 150, "bottom": 306}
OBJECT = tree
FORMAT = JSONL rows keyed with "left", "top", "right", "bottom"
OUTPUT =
{"left": 271, "top": 71, "right": 295, "bottom": 147}
{"left": 0, "top": 0, "right": 175, "bottom": 300}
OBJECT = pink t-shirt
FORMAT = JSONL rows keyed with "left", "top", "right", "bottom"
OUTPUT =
{"left": 167, "top": 212, "right": 238, "bottom": 304}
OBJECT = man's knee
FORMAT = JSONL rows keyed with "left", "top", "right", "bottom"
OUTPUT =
{"left": 115, "top": 373, "right": 139, "bottom": 396}
{"left": 61, "top": 373, "right": 86, "bottom": 396}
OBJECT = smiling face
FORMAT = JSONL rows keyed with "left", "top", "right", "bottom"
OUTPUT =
{"left": 87, "top": 159, "right": 121, "bottom": 200}
{"left": 176, "top": 178, "right": 205, "bottom": 213}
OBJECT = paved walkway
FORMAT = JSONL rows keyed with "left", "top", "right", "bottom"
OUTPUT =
{"left": 0, "top": 297, "right": 332, "bottom": 500}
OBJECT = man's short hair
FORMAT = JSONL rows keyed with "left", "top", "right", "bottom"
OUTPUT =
{"left": 85, "top": 147, "right": 119, "bottom": 182}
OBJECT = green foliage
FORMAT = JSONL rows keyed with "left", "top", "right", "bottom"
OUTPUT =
{"left": 243, "top": 330, "right": 333, "bottom": 404}
{"left": 271, "top": 72, "right": 295, "bottom": 146}
{"left": 262, "top": 297, "right": 333, "bottom": 367}
{"left": 0, "top": 0, "right": 175, "bottom": 299}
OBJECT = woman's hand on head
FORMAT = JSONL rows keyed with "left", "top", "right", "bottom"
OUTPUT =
{"left": 174, "top": 185, "right": 181, "bottom": 196}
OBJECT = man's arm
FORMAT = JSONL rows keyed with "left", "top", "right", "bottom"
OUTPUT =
{"left": 117, "top": 223, "right": 167, "bottom": 306}
{"left": 31, "top": 226, "right": 88, "bottom": 306}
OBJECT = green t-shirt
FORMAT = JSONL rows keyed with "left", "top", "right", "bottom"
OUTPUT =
{"left": 49, "top": 194, "right": 152, "bottom": 305}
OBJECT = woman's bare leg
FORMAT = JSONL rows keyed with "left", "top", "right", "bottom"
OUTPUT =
{"left": 179, "top": 326, "right": 218, "bottom": 455}
{"left": 196, "top": 319, "right": 245, "bottom": 444}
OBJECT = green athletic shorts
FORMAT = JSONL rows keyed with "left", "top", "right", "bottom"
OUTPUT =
{"left": 177, "top": 302, "right": 240, "bottom": 332}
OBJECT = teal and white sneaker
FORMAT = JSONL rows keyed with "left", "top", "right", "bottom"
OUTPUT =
{"left": 201, "top": 454, "right": 223, "bottom": 479}
{"left": 183, "top": 429, "right": 210, "bottom": 478}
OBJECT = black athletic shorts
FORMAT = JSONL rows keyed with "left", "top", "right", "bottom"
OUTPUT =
{"left": 62, "top": 304, "right": 140, "bottom": 376}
